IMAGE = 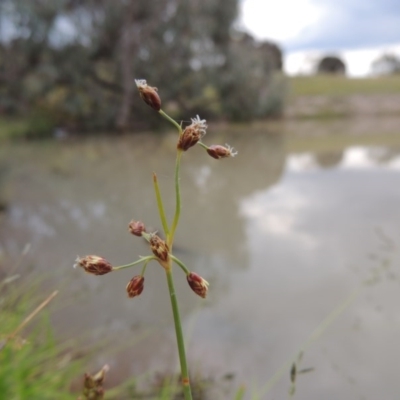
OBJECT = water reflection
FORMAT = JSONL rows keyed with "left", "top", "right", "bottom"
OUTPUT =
{"left": 1, "top": 122, "right": 400, "bottom": 399}
{"left": 290, "top": 146, "right": 400, "bottom": 171}
{"left": 190, "top": 143, "right": 400, "bottom": 399}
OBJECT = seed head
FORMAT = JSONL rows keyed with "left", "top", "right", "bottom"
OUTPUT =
{"left": 135, "top": 79, "right": 161, "bottom": 111}
{"left": 128, "top": 220, "right": 146, "bottom": 237}
{"left": 126, "top": 275, "right": 145, "bottom": 298}
{"left": 82, "top": 364, "right": 109, "bottom": 400}
{"left": 74, "top": 255, "right": 113, "bottom": 275}
{"left": 187, "top": 272, "right": 209, "bottom": 298}
{"left": 149, "top": 234, "right": 170, "bottom": 262}
{"left": 177, "top": 115, "right": 207, "bottom": 151}
{"left": 206, "top": 144, "right": 238, "bottom": 159}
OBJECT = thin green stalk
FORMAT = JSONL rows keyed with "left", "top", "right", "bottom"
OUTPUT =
{"left": 140, "top": 259, "right": 151, "bottom": 276}
{"left": 168, "top": 150, "right": 182, "bottom": 248}
{"left": 234, "top": 385, "right": 246, "bottom": 400}
{"left": 159, "top": 110, "right": 182, "bottom": 133}
{"left": 112, "top": 256, "right": 155, "bottom": 271}
{"left": 0, "top": 244, "right": 30, "bottom": 292}
{"left": 153, "top": 173, "right": 169, "bottom": 237}
{"left": 197, "top": 141, "right": 208, "bottom": 150}
{"left": 7, "top": 290, "right": 58, "bottom": 343}
{"left": 170, "top": 254, "right": 190, "bottom": 275}
{"left": 165, "top": 266, "right": 192, "bottom": 400}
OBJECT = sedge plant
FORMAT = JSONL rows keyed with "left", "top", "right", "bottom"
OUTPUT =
{"left": 74, "top": 79, "right": 237, "bottom": 400}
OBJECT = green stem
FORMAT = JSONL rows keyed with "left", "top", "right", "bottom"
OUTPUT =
{"left": 159, "top": 110, "right": 182, "bottom": 133}
{"left": 140, "top": 259, "right": 151, "bottom": 276}
{"left": 142, "top": 232, "right": 151, "bottom": 242}
{"left": 234, "top": 386, "right": 246, "bottom": 400}
{"left": 170, "top": 255, "right": 190, "bottom": 275}
{"left": 112, "top": 256, "right": 155, "bottom": 271}
{"left": 197, "top": 141, "right": 208, "bottom": 150}
{"left": 168, "top": 150, "right": 182, "bottom": 248}
{"left": 165, "top": 266, "right": 192, "bottom": 400}
{"left": 153, "top": 173, "right": 169, "bottom": 237}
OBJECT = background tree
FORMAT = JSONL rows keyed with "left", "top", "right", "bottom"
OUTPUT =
{"left": 0, "top": 0, "right": 284, "bottom": 136}
{"left": 317, "top": 55, "right": 346, "bottom": 75}
{"left": 218, "top": 32, "right": 285, "bottom": 120}
{"left": 371, "top": 53, "right": 400, "bottom": 76}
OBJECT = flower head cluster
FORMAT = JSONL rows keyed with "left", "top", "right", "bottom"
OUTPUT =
{"left": 74, "top": 255, "right": 113, "bottom": 275}
{"left": 149, "top": 233, "right": 170, "bottom": 263}
{"left": 135, "top": 79, "right": 161, "bottom": 111}
{"left": 206, "top": 144, "right": 238, "bottom": 159}
{"left": 177, "top": 115, "right": 207, "bottom": 151}
{"left": 80, "top": 364, "right": 109, "bottom": 400}
{"left": 187, "top": 272, "right": 209, "bottom": 298}
{"left": 128, "top": 219, "right": 146, "bottom": 237}
{"left": 126, "top": 275, "right": 145, "bottom": 298}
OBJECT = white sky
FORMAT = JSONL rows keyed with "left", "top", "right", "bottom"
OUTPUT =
{"left": 240, "top": 0, "right": 325, "bottom": 44}
{"left": 285, "top": 45, "right": 400, "bottom": 76}
{"left": 239, "top": 0, "right": 400, "bottom": 77}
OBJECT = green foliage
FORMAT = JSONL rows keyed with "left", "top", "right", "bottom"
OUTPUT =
{"left": 0, "top": 281, "right": 81, "bottom": 400}
{"left": 0, "top": 330, "right": 76, "bottom": 400}
{"left": 213, "top": 33, "right": 284, "bottom": 121}
{"left": 0, "top": 112, "right": 55, "bottom": 140}
{"left": 0, "top": 117, "right": 31, "bottom": 140}
{"left": 371, "top": 53, "right": 400, "bottom": 75}
{"left": 0, "top": 0, "right": 283, "bottom": 136}
{"left": 0, "top": 274, "right": 219, "bottom": 399}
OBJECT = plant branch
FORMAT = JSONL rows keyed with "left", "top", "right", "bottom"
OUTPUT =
{"left": 159, "top": 109, "right": 182, "bottom": 133}
{"left": 153, "top": 172, "right": 170, "bottom": 237}
{"left": 113, "top": 256, "right": 155, "bottom": 271}
{"left": 168, "top": 150, "right": 183, "bottom": 248}
{"left": 170, "top": 255, "right": 190, "bottom": 275}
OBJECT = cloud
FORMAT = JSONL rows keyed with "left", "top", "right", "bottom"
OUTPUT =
{"left": 285, "top": 0, "right": 400, "bottom": 51}
{"left": 240, "top": 0, "right": 400, "bottom": 52}
{"left": 240, "top": 0, "right": 324, "bottom": 43}
{"left": 240, "top": 184, "right": 319, "bottom": 250}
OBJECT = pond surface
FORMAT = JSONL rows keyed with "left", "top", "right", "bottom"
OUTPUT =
{"left": 1, "top": 118, "right": 400, "bottom": 399}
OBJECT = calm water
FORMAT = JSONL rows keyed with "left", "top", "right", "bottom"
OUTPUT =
{"left": 1, "top": 118, "right": 400, "bottom": 399}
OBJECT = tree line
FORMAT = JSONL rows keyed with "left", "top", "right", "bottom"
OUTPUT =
{"left": 0, "top": 0, "right": 284, "bottom": 136}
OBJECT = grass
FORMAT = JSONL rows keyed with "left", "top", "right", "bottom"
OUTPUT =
{"left": 0, "top": 278, "right": 82, "bottom": 400}
{"left": 0, "top": 117, "right": 31, "bottom": 140}
{"left": 289, "top": 74, "right": 400, "bottom": 96}
{"left": 0, "top": 112, "right": 55, "bottom": 141}
{"left": 0, "top": 270, "right": 220, "bottom": 399}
